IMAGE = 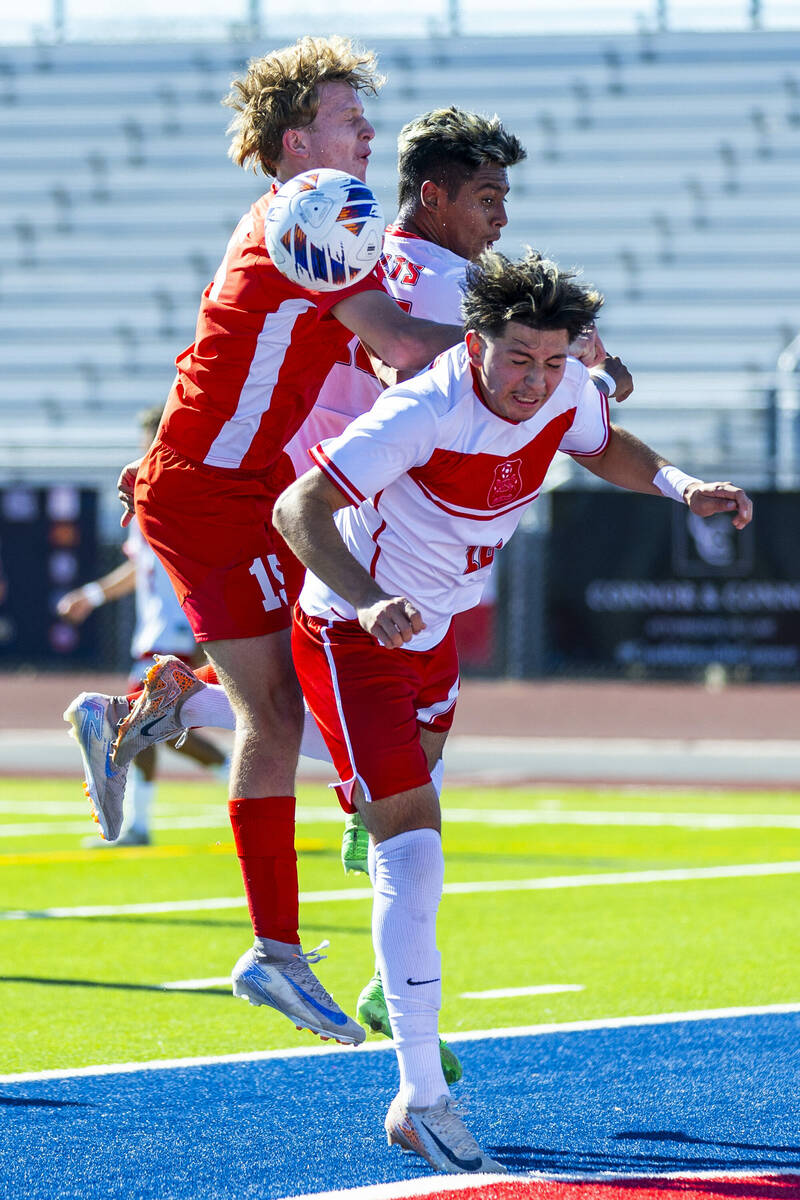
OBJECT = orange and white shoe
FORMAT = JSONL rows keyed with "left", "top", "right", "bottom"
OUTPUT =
{"left": 385, "top": 1093, "right": 506, "bottom": 1175}
{"left": 112, "top": 655, "right": 203, "bottom": 770}
{"left": 63, "top": 692, "right": 130, "bottom": 841}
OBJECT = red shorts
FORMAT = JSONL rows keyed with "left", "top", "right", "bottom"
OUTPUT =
{"left": 134, "top": 441, "right": 305, "bottom": 643}
{"left": 292, "top": 607, "right": 460, "bottom": 808}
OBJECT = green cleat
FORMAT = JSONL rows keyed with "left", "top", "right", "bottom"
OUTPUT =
{"left": 357, "top": 971, "right": 463, "bottom": 1086}
{"left": 341, "top": 810, "right": 369, "bottom": 876}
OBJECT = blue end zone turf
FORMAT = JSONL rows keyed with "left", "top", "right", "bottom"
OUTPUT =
{"left": 2, "top": 1012, "right": 799, "bottom": 1198}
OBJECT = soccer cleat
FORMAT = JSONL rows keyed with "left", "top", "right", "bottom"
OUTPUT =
{"left": 231, "top": 939, "right": 365, "bottom": 1046}
{"left": 385, "top": 1092, "right": 506, "bottom": 1174}
{"left": 357, "top": 971, "right": 463, "bottom": 1085}
{"left": 341, "top": 810, "right": 369, "bottom": 875}
{"left": 63, "top": 692, "right": 130, "bottom": 841}
{"left": 112, "top": 655, "right": 203, "bottom": 770}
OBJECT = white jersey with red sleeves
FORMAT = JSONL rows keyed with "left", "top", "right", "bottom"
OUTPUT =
{"left": 125, "top": 520, "right": 196, "bottom": 659}
{"left": 157, "top": 183, "right": 385, "bottom": 473}
{"left": 284, "top": 227, "right": 468, "bottom": 475}
{"left": 299, "top": 342, "right": 610, "bottom": 651}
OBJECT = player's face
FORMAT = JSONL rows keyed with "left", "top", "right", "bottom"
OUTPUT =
{"left": 301, "top": 81, "right": 375, "bottom": 181}
{"left": 467, "top": 322, "right": 570, "bottom": 423}
{"left": 437, "top": 164, "right": 510, "bottom": 260}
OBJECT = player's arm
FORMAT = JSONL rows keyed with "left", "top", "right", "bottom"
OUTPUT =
{"left": 572, "top": 425, "right": 753, "bottom": 529}
{"left": 56, "top": 560, "right": 137, "bottom": 624}
{"left": 331, "top": 289, "right": 461, "bottom": 373}
{"left": 273, "top": 469, "right": 425, "bottom": 648}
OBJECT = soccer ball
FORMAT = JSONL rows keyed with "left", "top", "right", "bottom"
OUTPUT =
{"left": 265, "top": 168, "right": 384, "bottom": 292}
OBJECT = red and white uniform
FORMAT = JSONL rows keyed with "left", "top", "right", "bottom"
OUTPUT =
{"left": 292, "top": 341, "right": 609, "bottom": 803}
{"left": 300, "top": 343, "right": 610, "bottom": 650}
{"left": 134, "top": 185, "right": 385, "bottom": 642}
{"left": 159, "top": 187, "right": 384, "bottom": 472}
{"left": 285, "top": 227, "right": 467, "bottom": 474}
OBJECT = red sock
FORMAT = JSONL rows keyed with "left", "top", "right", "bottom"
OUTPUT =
{"left": 196, "top": 665, "right": 219, "bottom": 684}
{"left": 228, "top": 796, "right": 299, "bottom": 944}
{"left": 126, "top": 682, "right": 144, "bottom": 705}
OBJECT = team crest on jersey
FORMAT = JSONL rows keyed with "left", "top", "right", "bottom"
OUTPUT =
{"left": 487, "top": 458, "right": 523, "bottom": 508}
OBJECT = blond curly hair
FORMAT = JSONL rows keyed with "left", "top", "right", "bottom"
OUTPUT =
{"left": 224, "top": 36, "right": 385, "bottom": 176}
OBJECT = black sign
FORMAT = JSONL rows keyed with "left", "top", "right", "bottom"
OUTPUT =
{"left": 547, "top": 490, "right": 800, "bottom": 678}
{"left": 0, "top": 486, "right": 98, "bottom": 664}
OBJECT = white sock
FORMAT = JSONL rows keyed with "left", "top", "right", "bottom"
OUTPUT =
{"left": 299, "top": 702, "right": 333, "bottom": 763}
{"left": 181, "top": 683, "right": 236, "bottom": 730}
{"left": 125, "top": 763, "right": 155, "bottom": 835}
{"left": 371, "top": 828, "right": 446, "bottom": 1108}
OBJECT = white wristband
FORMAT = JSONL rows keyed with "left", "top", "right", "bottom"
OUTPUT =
{"left": 589, "top": 368, "right": 616, "bottom": 398}
{"left": 81, "top": 582, "right": 106, "bottom": 609}
{"left": 653, "top": 465, "right": 703, "bottom": 504}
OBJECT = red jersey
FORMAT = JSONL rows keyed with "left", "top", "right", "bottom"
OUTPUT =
{"left": 158, "top": 185, "right": 386, "bottom": 473}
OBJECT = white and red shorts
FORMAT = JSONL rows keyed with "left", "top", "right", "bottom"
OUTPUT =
{"left": 135, "top": 441, "right": 304, "bottom": 643}
{"left": 292, "top": 606, "right": 460, "bottom": 808}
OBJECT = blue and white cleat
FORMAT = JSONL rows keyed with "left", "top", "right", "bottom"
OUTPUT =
{"left": 231, "top": 940, "right": 365, "bottom": 1045}
{"left": 63, "top": 692, "right": 130, "bottom": 841}
{"left": 385, "top": 1093, "right": 506, "bottom": 1175}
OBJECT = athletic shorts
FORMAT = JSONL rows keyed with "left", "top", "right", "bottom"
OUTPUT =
{"left": 292, "top": 606, "right": 460, "bottom": 808}
{"left": 134, "top": 441, "right": 304, "bottom": 643}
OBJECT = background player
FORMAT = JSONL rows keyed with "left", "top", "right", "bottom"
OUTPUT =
{"left": 61, "top": 407, "right": 229, "bottom": 846}
{"left": 272, "top": 248, "right": 752, "bottom": 1173}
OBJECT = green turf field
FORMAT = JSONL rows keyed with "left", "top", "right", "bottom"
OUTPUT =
{"left": 2, "top": 777, "right": 799, "bottom": 1075}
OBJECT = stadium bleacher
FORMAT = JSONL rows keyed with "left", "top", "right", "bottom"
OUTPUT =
{"left": 1, "top": 30, "right": 799, "bottom": 528}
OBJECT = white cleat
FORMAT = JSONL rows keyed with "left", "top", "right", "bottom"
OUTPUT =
{"left": 63, "top": 692, "right": 130, "bottom": 841}
{"left": 385, "top": 1093, "right": 507, "bottom": 1175}
{"left": 231, "top": 940, "right": 365, "bottom": 1046}
{"left": 113, "top": 654, "right": 203, "bottom": 770}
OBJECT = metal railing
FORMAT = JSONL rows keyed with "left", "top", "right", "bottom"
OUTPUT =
{"left": 7, "top": 0, "right": 800, "bottom": 46}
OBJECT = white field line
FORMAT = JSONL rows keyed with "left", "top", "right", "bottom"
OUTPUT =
{"left": 2, "top": 1000, "right": 798, "bottom": 1084}
{"left": 163, "top": 979, "right": 585, "bottom": 997}
{"left": 5, "top": 804, "right": 800, "bottom": 838}
{"left": 461, "top": 984, "right": 584, "bottom": 999}
{"left": 284, "top": 1165, "right": 800, "bottom": 1200}
{"left": 4, "top": 859, "right": 800, "bottom": 920}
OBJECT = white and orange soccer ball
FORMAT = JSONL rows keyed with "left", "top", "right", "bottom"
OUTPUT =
{"left": 265, "top": 168, "right": 384, "bottom": 292}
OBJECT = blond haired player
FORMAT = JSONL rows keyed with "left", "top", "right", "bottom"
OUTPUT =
{"left": 66, "top": 36, "right": 467, "bottom": 1048}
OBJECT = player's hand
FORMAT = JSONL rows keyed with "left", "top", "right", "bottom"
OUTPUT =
{"left": 597, "top": 355, "right": 634, "bottom": 403}
{"left": 569, "top": 324, "right": 606, "bottom": 368}
{"left": 358, "top": 595, "right": 426, "bottom": 648}
{"left": 117, "top": 457, "right": 143, "bottom": 527}
{"left": 685, "top": 482, "right": 753, "bottom": 530}
{"left": 56, "top": 589, "right": 92, "bottom": 625}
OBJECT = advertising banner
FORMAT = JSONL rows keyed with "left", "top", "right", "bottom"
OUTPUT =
{"left": 0, "top": 485, "right": 98, "bottom": 664}
{"left": 547, "top": 491, "right": 800, "bottom": 677}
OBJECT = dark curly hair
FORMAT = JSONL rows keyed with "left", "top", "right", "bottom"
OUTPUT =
{"left": 462, "top": 247, "right": 603, "bottom": 341}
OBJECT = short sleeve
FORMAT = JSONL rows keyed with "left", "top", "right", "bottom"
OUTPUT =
{"left": 309, "top": 260, "right": 388, "bottom": 320}
{"left": 558, "top": 367, "right": 610, "bottom": 458}
{"left": 309, "top": 389, "right": 439, "bottom": 505}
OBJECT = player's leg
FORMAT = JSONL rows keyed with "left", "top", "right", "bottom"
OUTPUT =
{"left": 355, "top": 736, "right": 461, "bottom": 1085}
{"left": 291, "top": 612, "right": 494, "bottom": 1170}
{"left": 355, "top": 775, "right": 501, "bottom": 1173}
{"left": 206, "top": 628, "right": 362, "bottom": 1045}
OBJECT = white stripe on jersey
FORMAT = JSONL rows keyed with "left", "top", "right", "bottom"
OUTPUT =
{"left": 204, "top": 297, "right": 315, "bottom": 469}
{"left": 299, "top": 344, "right": 609, "bottom": 651}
